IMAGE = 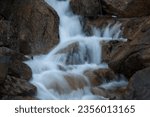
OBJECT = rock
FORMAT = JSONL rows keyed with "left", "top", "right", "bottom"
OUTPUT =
{"left": 8, "top": 60, "right": 32, "bottom": 81}
{"left": 91, "top": 86, "right": 126, "bottom": 100}
{"left": 101, "top": 0, "right": 150, "bottom": 17}
{"left": 0, "top": 75, "right": 36, "bottom": 96}
{"left": 0, "top": 56, "right": 10, "bottom": 84}
{"left": 101, "top": 40, "right": 124, "bottom": 62}
{"left": 122, "top": 67, "right": 150, "bottom": 100}
{"left": 0, "top": 47, "right": 27, "bottom": 61}
{"left": 56, "top": 42, "right": 87, "bottom": 65}
{"left": 84, "top": 68, "right": 117, "bottom": 86}
{"left": 0, "top": 0, "right": 59, "bottom": 55}
{"left": 108, "top": 31, "right": 150, "bottom": 78}
{"left": 0, "top": 96, "right": 36, "bottom": 100}
{"left": 64, "top": 74, "right": 89, "bottom": 90}
{"left": 70, "top": 0, "right": 102, "bottom": 17}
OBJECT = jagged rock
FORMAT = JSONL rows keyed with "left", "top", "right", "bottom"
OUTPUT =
{"left": 108, "top": 28, "right": 150, "bottom": 78}
{"left": 0, "top": 75, "right": 36, "bottom": 96}
{"left": 70, "top": 0, "right": 102, "bottom": 17}
{"left": 84, "top": 68, "right": 116, "bottom": 86}
{"left": 122, "top": 67, "right": 150, "bottom": 100}
{"left": 0, "top": 0, "right": 59, "bottom": 55}
{"left": 101, "top": 0, "right": 150, "bottom": 17}
{"left": 8, "top": 60, "right": 32, "bottom": 81}
{"left": 0, "top": 56, "right": 9, "bottom": 84}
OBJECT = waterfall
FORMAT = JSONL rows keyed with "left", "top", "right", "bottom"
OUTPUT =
{"left": 25, "top": 0, "right": 126, "bottom": 100}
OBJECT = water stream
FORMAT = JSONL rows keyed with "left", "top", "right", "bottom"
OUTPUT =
{"left": 25, "top": 0, "right": 127, "bottom": 100}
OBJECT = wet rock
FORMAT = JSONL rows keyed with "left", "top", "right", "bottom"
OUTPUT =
{"left": 0, "top": 56, "right": 10, "bottom": 84}
{"left": 8, "top": 60, "right": 32, "bottom": 81}
{"left": 64, "top": 74, "right": 89, "bottom": 90}
{"left": 0, "top": 0, "right": 59, "bottom": 55}
{"left": 101, "top": 0, "right": 150, "bottom": 17}
{"left": 70, "top": 0, "right": 102, "bottom": 17}
{"left": 84, "top": 68, "right": 116, "bottom": 86}
{"left": 56, "top": 42, "right": 88, "bottom": 65}
{"left": 91, "top": 86, "right": 126, "bottom": 100}
{"left": 0, "top": 75, "right": 36, "bottom": 96}
{"left": 122, "top": 67, "right": 150, "bottom": 100}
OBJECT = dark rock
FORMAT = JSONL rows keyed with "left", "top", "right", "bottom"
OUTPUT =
{"left": 70, "top": 0, "right": 102, "bottom": 17}
{"left": 8, "top": 60, "right": 32, "bottom": 81}
{"left": 0, "top": 47, "right": 27, "bottom": 61}
{"left": 0, "top": 0, "right": 59, "bottom": 55}
{"left": 0, "top": 75, "right": 36, "bottom": 96}
{"left": 0, "top": 96, "right": 37, "bottom": 100}
{"left": 122, "top": 67, "right": 150, "bottom": 100}
{"left": 101, "top": 0, "right": 150, "bottom": 17}
{"left": 0, "top": 56, "right": 10, "bottom": 84}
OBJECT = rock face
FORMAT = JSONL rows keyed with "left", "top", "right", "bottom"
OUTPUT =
{"left": 101, "top": 0, "right": 150, "bottom": 17}
{"left": 70, "top": 0, "right": 102, "bottom": 17}
{"left": 0, "top": 0, "right": 59, "bottom": 55}
{"left": 122, "top": 67, "right": 150, "bottom": 100}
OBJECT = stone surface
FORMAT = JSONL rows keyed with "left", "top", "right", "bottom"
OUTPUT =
{"left": 8, "top": 60, "right": 32, "bottom": 81}
{"left": 70, "top": 0, "right": 102, "bottom": 17}
{"left": 84, "top": 68, "right": 116, "bottom": 86}
{"left": 122, "top": 67, "right": 150, "bottom": 100}
{"left": 0, "top": 0, "right": 59, "bottom": 55}
{"left": 0, "top": 75, "right": 36, "bottom": 96}
{"left": 101, "top": 0, "right": 150, "bottom": 17}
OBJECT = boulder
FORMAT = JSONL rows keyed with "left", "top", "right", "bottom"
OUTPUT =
{"left": 0, "top": 0, "right": 59, "bottom": 55}
{"left": 101, "top": 0, "right": 150, "bottom": 17}
{"left": 108, "top": 29, "right": 150, "bottom": 78}
{"left": 84, "top": 68, "right": 116, "bottom": 86}
{"left": 0, "top": 75, "right": 36, "bottom": 96}
{"left": 122, "top": 67, "right": 150, "bottom": 100}
{"left": 8, "top": 60, "right": 32, "bottom": 81}
{"left": 70, "top": 0, "right": 102, "bottom": 17}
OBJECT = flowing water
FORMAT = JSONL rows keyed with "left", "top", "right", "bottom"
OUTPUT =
{"left": 25, "top": 0, "right": 127, "bottom": 100}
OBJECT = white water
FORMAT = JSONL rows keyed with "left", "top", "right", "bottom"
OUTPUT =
{"left": 25, "top": 0, "right": 127, "bottom": 100}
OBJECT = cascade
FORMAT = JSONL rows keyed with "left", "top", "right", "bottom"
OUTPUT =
{"left": 25, "top": 0, "right": 127, "bottom": 100}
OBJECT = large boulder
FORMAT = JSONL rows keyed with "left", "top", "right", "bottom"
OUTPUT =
{"left": 101, "top": 0, "right": 150, "bottom": 17}
{"left": 0, "top": 0, "right": 59, "bottom": 55}
{"left": 70, "top": 0, "right": 102, "bottom": 17}
{"left": 122, "top": 67, "right": 150, "bottom": 100}
{"left": 108, "top": 21, "right": 150, "bottom": 78}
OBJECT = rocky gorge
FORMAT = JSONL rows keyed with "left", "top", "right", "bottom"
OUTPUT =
{"left": 0, "top": 0, "right": 150, "bottom": 100}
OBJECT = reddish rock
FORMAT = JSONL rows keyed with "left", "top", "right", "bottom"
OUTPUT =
{"left": 84, "top": 68, "right": 116, "bottom": 86}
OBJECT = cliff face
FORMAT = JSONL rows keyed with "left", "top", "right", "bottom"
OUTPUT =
{"left": 0, "top": 0, "right": 60, "bottom": 99}
{"left": 70, "top": 0, "right": 150, "bottom": 99}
